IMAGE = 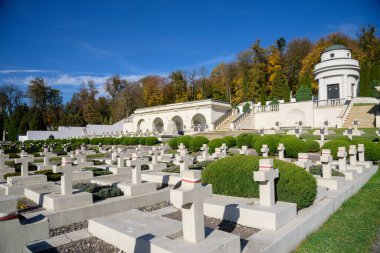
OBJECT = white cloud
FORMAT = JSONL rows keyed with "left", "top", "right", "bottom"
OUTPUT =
{"left": 0, "top": 69, "right": 57, "bottom": 74}
{"left": 181, "top": 54, "right": 236, "bottom": 70}
{"left": 326, "top": 23, "right": 361, "bottom": 38}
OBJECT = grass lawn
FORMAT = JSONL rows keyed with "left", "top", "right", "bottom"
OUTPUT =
{"left": 294, "top": 167, "right": 380, "bottom": 253}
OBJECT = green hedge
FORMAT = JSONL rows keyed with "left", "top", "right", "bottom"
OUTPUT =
{"left": 168, "top": 137, "right": 179, "bottom": 149}
{"left": 176, "top": 135, "right": 192, "bottom": 148}
{"left": 279, "top": 136, "right": 305, "bottom": 158}
{"left": 202, "top": 155, "right": 317, "bottom": 210}
{"left": 208, "top": 138, "right": 223, "bottom": 154}
{"left": 236, "top": 133, "right": 254, "bottom": 148}
{"left": 189, "top": 136, "right": 209, "bottom": 152}
{"left": 305, "top": 140, "right": 320, "bottom": 152}
{"left": 254, "top": 135, "right": 281, "bottom": 156}
{"left": 322, "top": 140, "right": 353, "bottom": 160}
{"left": 34, "top": 169, "right": 62, "bottom": 181}
{"left": 139, "top": 137, "right": 147, "bottom": 145}
{"left": 351, "top": 138, "right": 380, "bottom": 161}
{"left": 222, "top": 136, "right": 236, "bottom": 147}
{"left": 145, "top": 137, "right": 158, "bottom": 146}
{"left": 3, "top": 172, "right": 20, "bottom": 180}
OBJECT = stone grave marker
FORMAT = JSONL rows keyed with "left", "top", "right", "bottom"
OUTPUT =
{"left": 261, "top": 144, "right": 269, "bottom": 157}
{"left": 253, "top": 159, "right": 279, "bottom": 207}
{"left": 277, "top": 143, "right": 285, "bottom": 159}
{"left": 170, "top": 170, "right": 212, "bottom": 243}
{"left": 15, "top": 151, "right": 34, "bottom": 177}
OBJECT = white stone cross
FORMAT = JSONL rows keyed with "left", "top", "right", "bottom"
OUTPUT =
{"left": 15, "top": 151, "right": 34, "bottom": 177}
{"left": 117, "top": 152, "right": 128, "bottom": 168}
{"left": 81, "top": 144, "right": 86, "bottom": 151}
{"left": 320, "top": 149, "right": 332, "bottom": 179}
{"left": 0, "top": 149, "right": 9, "bottom": 170}
{"left": 295, "top": 127, "right": 301, "bottom": 138}
{"left": 261, "top": 144, "right": 269, "bottom": 157}
{"left": 320, "top": 128, "right": 325, "bottom": 141}
{"left": 131, "top": 159, "right": 144, "bottom": 184}
{"left": 71, "top": 150, "right": 86, "bottom": 166}
{"left": 220, "top": 144, "right": 227, "bottom": 157}
{"left": 357, "top": 144, "right": 365, "bottom": 162}
{"left": 53, "top": 157, "right": 76, "bottom": 196}
{"left": 277, "top": 143, "right": 285, "bottom": 159}
{"left": 353, "top": 119, "right": 360, "bottom": 131}
{"left": 253, "top": 159, "right": 279, "bottom": 207}
{"left": 348, "top": 145, "right": 357, "bottom": 166}
{"left": 347, "top": 127, "right": 353, "bottom": 140}
{"left": 180, "top": 156, "right": 189, "bottom": 172}
{"left": 260, "top": 128, "right": 264, "bottom": 136}
{"left": 150, "top": 147, "right": 159, "bottom": 165}
{"left": 200, "top": 144, "right": 209, "bottom": 159}
{"left": 177, "top": 143, "right": 187, "bottom": 156}
{"left": 170, "top": 170, "right": 212, "bottom": 243}
{"left": 159, "top": 146, "right": 165, "bottom": 157}
{"left": 240, "top": 145, "right": 248, "bottom": 155}
{"left": 377, "top": 128, "right": 380, "bottom": 137}
{"left": 221, "top": 143, "right": 227, "bottom": 150}
{"left": 337, "top": 147, "right": 347, "bottom": 172}
{"left": 296, "top": 153, "right": 312, "bottom": 170}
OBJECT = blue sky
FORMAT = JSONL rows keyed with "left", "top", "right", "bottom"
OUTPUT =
{"left": 0, "top": 0, "right": 379, "bottom": 102}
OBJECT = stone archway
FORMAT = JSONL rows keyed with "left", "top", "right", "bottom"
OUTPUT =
{"left": 285, "top": 109, "right": 307, "bottom": 127}
{"left": 137, "top": 119, "right": 146, "bottom": 132}
{"left": 191, "top": 113, "right": 207, "bottom": 131}
{"left": 152, "top": 117, "right": 164, "bottom": 133}
{"left": 172, "top": 116, "right": 184, "bottom": 134}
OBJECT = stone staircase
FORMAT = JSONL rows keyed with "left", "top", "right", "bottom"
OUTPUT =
{"left": 214, "top": 114, "right": 240, "bottom": 131}
{"left": 343, "top": 104, "right": 378, "bottom": 128}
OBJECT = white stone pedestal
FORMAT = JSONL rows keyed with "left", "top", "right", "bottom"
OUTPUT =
{"left": 43, "top": 191, "right": 93, "bottom": 211}
{"left": 316, "top": 176, "right": 345, "bottom": 190}
{"left": 148, "top": 163, "right": 167, "bottom": 171}
{"left": 203, "top": 194, "right": 297, "bottom": 230}
{"left": 36, "top": 164, "right": 54, "bottom": 171}
{"left": 72, "top": 170, "right": 94, "bottom": 180}
{"left": 109, "top": 166, "right": 131, "bottom": 174}
{"left": 117, "top": 181, "right": 156, "bottom": 196}
{"left": 88, "top": 209, "right": 240, "bottom": 253}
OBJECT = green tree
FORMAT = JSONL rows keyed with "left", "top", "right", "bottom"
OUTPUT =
{"left": 360, "top": 61, "right": 371, "bottom": 97}
{"left": 271, "top": 69, "right": 290, "bottom": 102}
{"left": 296, "top": 85, "right": 313, "bottom": 101}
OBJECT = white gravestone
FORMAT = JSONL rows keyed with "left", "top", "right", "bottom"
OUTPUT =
{"left": 53, "top": 157, "right": 76, "bottom": 196}
{"left": 320, "top": 150, "right": 332, "bottom": 179}
{"left": 261, "top": 144, "right": 269, "bottom": 157}
{"left": 295, "top": 153, "right": 312, "bottom": 171}
{"left": 316, "top": 149, "right": 345, "bottom": 190}
{"left": 277, "top": 143, "right": 285, "bottom": 159}
{"left": 253, "top": 159, "right": 279, "bottom": 207}
{"left": 15, "top": 151, "right": 34, "bottom": 177}
{"left": 240, "top": 145, "right": 248, "bottom": 155}
{"left": 170, "top": 170, "right": 212, "bottom": 243}
{"left": 337, "top": 146, "right": 357, "bottom": 180}
{"left": 0, "top": 149, "right": 10, "bottom": 170}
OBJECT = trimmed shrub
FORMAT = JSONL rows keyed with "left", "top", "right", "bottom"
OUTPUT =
{"left": 168, "top": 137, "right": 179, "bottom": 149}
{"left": 254, "top": 135, "right": 281, "bottom": 156}
{"left": 128, "top": 137, "right": 140, "bottom": 145}
{"left": 222, "top": 136, "right": 236, "bottom": 147}
{"left": 176, "top": 135, "right": 192, "bottom": 149}
{"left": 14, "top": 163, "right": 37, "bottom": 172}
{"left": 322, "top": 140, "right": 351, "bottom": 160}
{"left": 83, "top": 167, "right": 113, "bottom": 176}
{"left": 280, "top": 136, "right": 305, "bottom": 158}
{"left": 112, "top": 138, "right": 121, "bottom": 145}
{"left": 208, "top": 138, "right": 223, "bottom": 154}
{"left": 189, "top": 136, "right": 209, "bottom": 152}
{"left": 121, "top": 137, "right": 130, "bottom": 145}
{"left": 34, "top": 170, "right": 62, "bottom": 181}
{"left": 3, "top": 172, "right": 20, "bottom": 180}
{"left": 236, "top": 133, "right": 254, "bottom": 148}
{"left": 145, "top": 137, "right": 158, "bottom": 146}
{"left": 139, "top": 137, "right": 147, "bottom": 145}
{"left": 202, "top": 155, "right": 317, "bottom": 210}
{"left": 73, "top": 182, "right": 124, "bottom": 201}
{"left": 305, "top": 140, "right": 320, "bottom": 152}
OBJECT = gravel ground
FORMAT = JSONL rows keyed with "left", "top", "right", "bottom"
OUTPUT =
{"left": 49, "top": 221, "right": 88, "bottom": 237}
{"left": 17, "top": 197, "right": 46, "bottom": 214}
{"left": 138, "top": 201, "right": 172, "bottom": 212}
{"left": 40, "top": 236, "right": 123, "bottom": 253}
{"left": 163, "top": 210, "right": 259, "bottom": 240}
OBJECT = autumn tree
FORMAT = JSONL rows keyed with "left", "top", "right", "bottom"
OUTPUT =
{"left": 140, "top": 75, "right": 167, "bottom": 106}
{"left": 169, "top": 71, "right": 188, "bottom": 102}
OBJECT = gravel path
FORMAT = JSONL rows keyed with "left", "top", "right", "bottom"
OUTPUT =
{"left": 50, "top": 221, "right": 88, "bottom": 237}
{"left": 138, "top": 201, "right": 172, "bottom": 212}
{"left": 163, "top": 210, "right": 259, "bottom": 240}
{"left": 17, "top": 197, "right": 46, "bottom": 214}
{"left": 40, "top": 236, "right": 123, "bottom": 253}
{"left": 372, "top": 226, "right": 380, "bottom": 253}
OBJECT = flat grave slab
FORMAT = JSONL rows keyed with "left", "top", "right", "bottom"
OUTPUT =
{"left": 89, "top": 209, "right": 240, "bottom": 253}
